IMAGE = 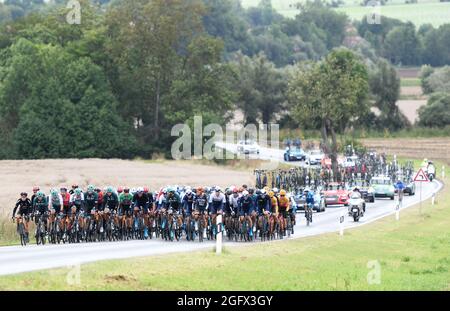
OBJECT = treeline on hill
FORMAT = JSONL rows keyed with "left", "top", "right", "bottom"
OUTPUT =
{"left": 0, "top": 0, "right": 449, "bottom": 160}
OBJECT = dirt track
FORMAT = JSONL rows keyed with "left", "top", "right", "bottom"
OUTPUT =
{"left": 0, "top": 159, "right": 253, "bottom": 218}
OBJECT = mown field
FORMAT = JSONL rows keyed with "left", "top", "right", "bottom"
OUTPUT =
{"left": 0, "top": 161, "right": 448, "bottom": 290}
{"left": 241, "top": 0, "right": 450, "bottom": 27}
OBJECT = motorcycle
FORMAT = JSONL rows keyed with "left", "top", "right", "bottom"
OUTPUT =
{"left": 348, "top": 193, "right": 365, "bottom": 222}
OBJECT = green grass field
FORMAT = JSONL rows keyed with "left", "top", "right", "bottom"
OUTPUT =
{"left": 241, "top": 0, "right": 450, "bottom": 27}
{"left": 0, "top": 161, "right": 448, "bottom": 290}
{"left": 401, "top": 78, "right": 421, "bottom": 87}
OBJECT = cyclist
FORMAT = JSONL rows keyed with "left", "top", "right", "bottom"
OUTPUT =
{"left": 70, "top": 188, "right": 85, "bottom": 214}
{"left": 195, "top": 187, "right": 208, "bottom": 214}
{"left": 60, "top": 187, "right": 71, "bottom": 215}
{"left": 305, "top": 188, "right": 314, "bottom": 223}
{"left": 228, "top": 187, "right": 240, "bottom": 216}
{"left": 268, "top": 190, "right": 278, "bottom": 215}
{"left": 165, "top": 187, "right": 181, "bottom": 212}
{"left": 209, "top": 187, "right": 225, "bottom": 233}
{"left": 48, "top": 188, "right": 64, "bottom": 214}
{"left": 102, "top": 186, "right": 119, "bottom": 212}
{"left": 119, "top": 187, "right": 134, "bottom": 218}
{"left": 182, "top": 187, "right": 196, "bottom": 218}
{"left": 277, "top": 189, "right": 290, "bottom": 235}
{"left": 238, "top": 190, "right": 254, "bottom": 236}
{"left": 84, "top": 185, "right": 99, "bottom": 214}
{"left": 96, "top": 187, "right": 104, "bottom": 209}
{"left": 31, "top": 186, "right": 40, "bottom": 206}
{"left": 33, "top": 191, "right": 49, "bottom": 232}
{"left": 133, "top": 187, "right": 150, "bottom": 213}
{"left": 394, "top": 179, "right": 405, "bottom": 206}
{"left": 12, "top": 192, "right": 32, "bottom": 241}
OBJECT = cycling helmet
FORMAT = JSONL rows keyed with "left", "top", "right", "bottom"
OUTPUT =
{"left": 124, "top": 187, "right": 130, "bottom": 193}
{"left": 280, "top": 189, "right": 287, "bottom": 196}
{"left": 168, "top": 187, "right": 175, "bottom": 193}
{"left": 75, "top": 188, "right": 82, "bottom": 195}
{"left": 273, "top": 187, "right": 279, "bottom": 194}
{"left": 268, "top": 191, "right": 274, "bottom": 197}
{"left": 87, "top": 185, "right": 95, "bottom": 192}
{"left": 215, "top": 186, "right": 221, "bottom": 192}
{"left": 196, "top": 187, "right": 203, "bottom": 193}
{"left": 32, "top": 186, "right": 40, "bottom": 192}
{"left": 72, "top": 184, "right": 78, "bottom": 189}
{"left": 261, "top": 189, "right": 266, "bottom": 194}
{"left": 51, "top": 188, "right": 58, "bottom": 196}
{"left": 137, "top": 187, "right": 144, "bottom": 193}
{"left": 60, "top": 187, "right": 67, "bottom": 192}
{"left": 232, "top": 187, "right": 238, "bottom": 194}
{"left": 242, "top": 190, "right": 249, "bottom": 196}
{"left": 143, "top": 187, "right": 149, "bottom": 193}
{"left": 106, "top": 186, "right": 113, "bottom": 193}
{"left": 248, "top": 188, "right": 255, "bottom": 194}
{"left": 20, "top": 192, "right": 27, "bottom": 197}
{"left": 37, "top": 191, "right": 45, "bottom": 198}
{"left": 255, "top": 189, "right": 262, "bottom": 195}
{"left": 117, "top": 186, "right": 123, "bottom": 193}
{"left": 186, "top": 188, "right": 192, "bottom": 195}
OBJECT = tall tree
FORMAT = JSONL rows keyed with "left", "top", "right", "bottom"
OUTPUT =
{"left": 234, "top": 52, "right": 286, "bottom": 125}
{"left": 288, "top": 48, "right": 369, "bottom": 178}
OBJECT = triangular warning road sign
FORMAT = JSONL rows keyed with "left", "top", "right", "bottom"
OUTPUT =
{"left": 414, "top": 168, "right": 429, "bottom": 182}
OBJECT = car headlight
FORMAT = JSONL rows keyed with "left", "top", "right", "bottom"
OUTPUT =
{"left": 368, "top": 187, "right": 374, "bottom": 193}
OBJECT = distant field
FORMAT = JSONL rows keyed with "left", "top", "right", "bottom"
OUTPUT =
{"left": 241, "top": 0, "right": 450, "bottom": 27}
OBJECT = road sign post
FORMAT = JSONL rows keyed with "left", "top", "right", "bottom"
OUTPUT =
{"left": 413, "top": 168, "right": 429, "bottom": 215}
{"left": 339, "top": 210, "right": 345, "bottom": 236}
{"left": 216, "top": 214, "right": 223, "bottom": 255}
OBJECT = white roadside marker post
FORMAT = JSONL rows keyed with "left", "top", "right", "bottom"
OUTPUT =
{"left": 216, "top": 214, "right": 223, "bottom": 255}
{"left": 442, "top": 166, "right": 445, "bottom": 179}
{"left": 431, "top": 192, "right": 436, "bottom": 206}
{"left": 339, "top": 210, "right": 345, "bottom": 236}
{"left": 395, "top": 200, "right": 400, "bottom": 221}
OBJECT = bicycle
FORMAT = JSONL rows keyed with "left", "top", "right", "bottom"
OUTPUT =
{"left": 14, "top": 215, "right": 29, "bottom": 246}
{"left": 34, "top": 211, "right": 48, "bottom": 245}
{"left": 304, "top": 203, "right": 313, "bottom": 227}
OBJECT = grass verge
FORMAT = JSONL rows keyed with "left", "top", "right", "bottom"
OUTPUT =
{"left": 0, "top": 163, "right": 448, "bottom": 290}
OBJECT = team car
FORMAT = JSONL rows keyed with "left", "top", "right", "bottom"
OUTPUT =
{"left": 323, "top": 183, "right": 349, "bottom": 206}
{"left": 370, "top": 176, "right": 395, "bottom": 200}
{"left": 284, "top": 147, "right": 307, "bottom": 162}
{"left": 237, "top": 140, "right": 260, "bottom": 154}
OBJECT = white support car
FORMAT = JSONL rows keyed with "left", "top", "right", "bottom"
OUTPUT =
{"left": 306, "top": 150, "right": 324, "bottom": 165}
{"left": 237, "top": 140, "right": 260, "bottom": 154}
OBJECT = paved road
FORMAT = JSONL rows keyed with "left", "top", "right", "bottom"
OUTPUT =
{"left": 0, "top": 144, "right": 443, "bottom": 276}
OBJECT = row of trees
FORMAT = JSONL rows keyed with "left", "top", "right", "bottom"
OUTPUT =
{"left": 357, "top": 17, "right": 450, "bottom": 66}
{"left": 2, "top": 1, "right": 450, "bottom": 68}
{"left": 0, "top": 0, "right": 447, "bottom": 161}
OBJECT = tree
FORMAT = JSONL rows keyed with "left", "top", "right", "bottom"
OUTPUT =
{"left": 418, "top": 93, "right": 450, "bottom": 127}
{"left": 420, "top": 66, "right": 450, "bottom": 94}
{"left": 288, "top": 48, "right": 369, "bottom": 178}
{"left": 369, "top": 59, "right": 408, "bottom": 130}
{"left": 383, "top": 23, "right": 421, "bottom": 65}
{"left": 234, "top": 52, "right": 287, "bottom": 125}
{"left": 0, "top": 38, "right": 135, "bottom": 159}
